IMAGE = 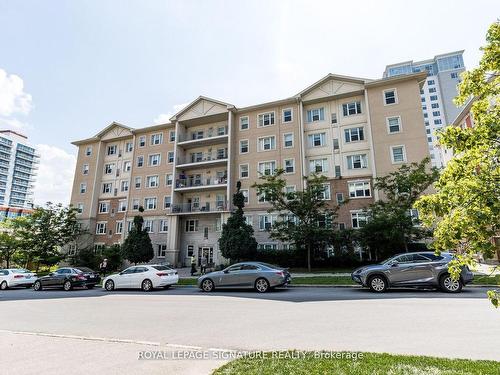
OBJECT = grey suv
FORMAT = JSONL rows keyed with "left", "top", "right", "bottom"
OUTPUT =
{"left": 351, "top": 252, "right": 474, "bottom": 293}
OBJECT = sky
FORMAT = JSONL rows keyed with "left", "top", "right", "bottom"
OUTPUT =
{"left": 0, "top": 0, "right": 498, "bottom": 206}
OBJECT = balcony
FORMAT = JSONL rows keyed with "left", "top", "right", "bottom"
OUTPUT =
{"left": 177, "top": 131, "right": 229, "bottom": 149}
{"left": 16, "top": 159, "right": 38, "bottom": 169}
{"left": 176, "top": 151, "right": 228, "bottom": 169}
{"left": 14, "top": 165, "right": 36, "bottom": 175}
{"left": 171, "top": 201, "right": 228, "bottom": 214}
{"left": 15, "top": 152, "right": 39, "bottom": 163}
{"left": 174, "top": 176, "right": 227, "bottom": 192}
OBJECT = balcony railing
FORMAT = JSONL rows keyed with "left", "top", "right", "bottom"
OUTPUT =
{"left": 171, "top": 201, "right": 228, "bottom": 213}
{"left": 178, "top": 128, "right": 228, "bottom": 143}
{"left": 175, "top": 176, "right": 227, "bottom": 189}
{"left": 178, "top": 152, "right": 228, "bottom": 165}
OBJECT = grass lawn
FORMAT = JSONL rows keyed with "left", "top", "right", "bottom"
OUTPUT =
{"left": 472, "top": 275, "right": 500, "bottom": 285}
{"left": 178, "top": 278, "right": 197, "bottom": 285}
{"left": 212, "top": 351, "right": 499, "bottom": 375}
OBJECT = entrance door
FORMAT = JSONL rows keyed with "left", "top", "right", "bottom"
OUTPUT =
{"left": 198, "top": 247, "right": 214, "bottom": 266}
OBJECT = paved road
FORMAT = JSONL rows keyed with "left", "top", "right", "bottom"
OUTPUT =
{"left": 1, "top": 286, "right": 499, "bottom": 374}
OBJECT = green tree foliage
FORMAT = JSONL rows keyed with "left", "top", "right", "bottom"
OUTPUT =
{"left": 359, "top": 158, "right": 439, "bottom": 260}
{"left": 218, "top": 181, "right": 258, "bottom": 262}
{"left": 252, "top": 170, "right": 336, "bottom": 272}
{"left": 121, "top": 207, "right": 154, "bottom": 265}
{"left": 415, "top": 21, "right": 500, "bottom": 306}
{"left": 70, "top": 244, "right": 123, "bottom": 271}
{"left": 0, "top": 218, "right": 23, "bottom": 268}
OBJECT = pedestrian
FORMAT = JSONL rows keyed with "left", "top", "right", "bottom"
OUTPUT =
{"left": 201, "top": 255, "right": 208, "bottom": 275}
{"left": 190, "top": 255, "right": 197, "bottom": 276}
{"left": 99, "top": 258, "right": 108, "bottom": 277}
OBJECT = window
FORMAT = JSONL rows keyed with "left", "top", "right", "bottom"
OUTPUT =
{"left": 217, "top": 126, "right": 226, "bottom": 136}
{"left": 391, "top": 145, "right": 406, "bottom": 163}
{"left": 423, "top": 113, "right": 428, "bottom": 118}
{"left": 151, "top": 133, "right": 163, "bottom": 145}
{"left": 82, "top": 164, "right": 89, "bottom": 175}
{"left": 132, "top": 199, "right": 140, "bottom": 210}
{"left": 241, "top": 189, "right": 249, "bottom": 203}
{"left": 429, "top": 87, "right": 436, "bottom": 93}
{"left": 333, "top": 138, "right": 339, "bottom": 150}
{"left": 387, "top": 117, "right": 401, "bottom": 133}
{"left": 144, "top": 197, "right": 157, "bottom": 210}
{"left": 258, "top": 161, "right": 276, "bottom": 176}
{"left": 282, "top": 108, "right": 293, "bottom": 123}
{"left": 147, "top": 175, "right": 159, "bottom": 188}
{"left": 169, "top": 131, "right": 176, "bottom": 142}
{"left": 116, "top": 221, "right": 123, "bottom": 234}
{"left": 258, "top": 112, "right": 275, "bottom": 127}
{"left": 118, "top": 200, "right": 127, "bottom": 212}
{"left": 244, "top": 215, "right": 253, "bottom": 226}
{"left": 107, "top": 145, "right": 117, "bottom": 155}
{"left": 426, "top": 129, "right": 431, "bottom": 134}
{"left": 427, "top": 137, "right": 433, "bottom": 142}
{"left": 185, "top": 219, "right": 199, "bottom": 232}
{"left": 125, "top": 142, "right": 133, "bottom": 153}
{"left": 338, "top": 222, "right": 346, "bottom": 230}
{"left": 309, "top": 158, "right": 328, "bottom": 173}
{"left": 346, "top": 154, "right": 368, "bottom": 170}
{"left": 98, "top": 202, "right": 109, "bottom": 213}
{"left": 451, "top": 72, "right": 459, "bottom": 79}
{"left": 331, "top": 113, "right": 338, "bottom": 124}
{"left": 342, "top": 101, "right": 362, "bottom": 116}
{"left": 137, "top": 156, "right": 144, "bottom": 167}
{"left": 421, "top": 97, "right": 425, "bottom": 102}
{"left": 164, "top": 196, "right": 171, "bottom": 209}
{"left": 284, "top": 159, "right": 295, "bottom": 174}
{"left": 102, "top": 183, "right": 112, "bottom": 194}
{"left": 239, "top": 164, "right": 249, "bottom": 179}
{"left": 383, "top": 89, "right": 397, "bottom": 105}
{"left": 344, "top": 127, "right": 364, "bottom": 143}
{"left": 422, "top": 105, "right": 427, "bottom": 110}
{"left": 134, "top": 177, "right": 141, "bottom": 189}
{"left": 430, "top": 95, "right": 438, "bottom": 101}
{"left": 144, "top": 220, "right": 153, "bottom": 233}
{"left": 240, "top": 139, "right": 249, "bottom": 153}
{"left": 96, "top": 222, "right": 107, "bottom": 235}
{"left": 258, "top": 136, "right": 276, "bottom": 151}
{"left": 157, "top": 244, "right": 167, "bottom": 258}
{"left": 258, "top": 215, "right": 276, "bottom": 231}
{"left": 434, "top": 119, "right": 442, "bottom": 125}
{"left": 138, "top": 136, "right": 146, "bottom": 147}
{"left": 148, "top": 154, "right": 161, "bottom": 166}
{"left": 123, "top": 161, "right": 131, "bottom": 172}
{"left": 85, "top": 146, "right": 92, "bottom": 156}
{"left": 308, "top": 133, "right": 326, "bottom": 147}
{"left": 431, "top": 103, "right": 439, "bottom": 109}
{"left": 121, "top": 180, "right": 129, "bottom": 192}
{"left": 348, "top": 181, "right": 371, "bottom": 198}
{"left": 283, "top": 133, "right": 293, "bottom": 148}
{"left": 166, "top": 174, "right": 173, "bottom": 186}
{"left": 306, "top": 107, "right": 325, "bottom": 122}
{"left": 432, "top": 111, "right": 441, "bottom": 116}
{"left": 427, "top": 80, "right": 435, "bottom": 85}
{"left": 167, "top": 152, "right": 174, "bottom": 163}
{"left": 285, "top": 185, "right": 296, "bottom": 196}
{"left": 336, "top": 192, "right": 344, "bottom": 204}
{"left": 318, "top": 184, "right": 331, "bottom": 200}
{"left": 104, "top": 163, "right": 114, "bottom": 175}
{"left": 424, "top": 121, "right": 430, "bottom": 126}
{"left": 351, "top": 212, "right": 367, "bottom": 228}
{"left": 77, "top": 203, "right": 84, "bottom": 214}
{"left": 159, "top": 220, "right": 169, "bottom": 232}
{"left": 240, "top": 116, "right": 249, "bottom": 130}
{"left": 334, "top": 165, "right": 341, "bottom": 177}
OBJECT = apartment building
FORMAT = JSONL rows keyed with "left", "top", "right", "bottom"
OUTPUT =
{"left": 384, "top": 51, "right": 465, "bottom": 167}
{"left": 0, "top": 130, "right": 39, "bottom": 220}
{"left": 70, "top": 71, "right": 429, "bottom": 266}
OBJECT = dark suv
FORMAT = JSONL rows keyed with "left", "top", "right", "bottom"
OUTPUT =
{"left": 351, "top": 252, "right": 474, "bottom": 293}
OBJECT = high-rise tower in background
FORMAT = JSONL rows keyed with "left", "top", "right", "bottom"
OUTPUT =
{"left": 0, "top": 130, "right": 39, "bottom": 219}
{"left": 384, "top": 51, "right": 465, "bottom": 167}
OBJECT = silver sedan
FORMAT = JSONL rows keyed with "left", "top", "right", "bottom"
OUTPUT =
{"left": 197, "top": 262, "right": 291, "bottom": 293}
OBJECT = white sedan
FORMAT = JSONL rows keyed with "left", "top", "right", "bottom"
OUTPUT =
{"left": 0, "top": 268, "right": 37, "bottom": 289}
{"left": 102, "top": 264, "right": 178, "bottom": 292}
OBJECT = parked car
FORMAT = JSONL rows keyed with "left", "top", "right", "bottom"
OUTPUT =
{"left": 73, "top": 267, "right": 101, "bottom": 289}
{"left": 0, "top": 268, "right": 37, "bottom": 289}
{"left": 33, "top": 267, "right": 88, "bottom": 291}
{"left": 197, "top": 262, "right": 291, "bottom": 293}
{"left": 102, "top": 265, "right": 179, "bottom": 292}
{"left": 351, "top": 252, "right": 474, "bottom": 293}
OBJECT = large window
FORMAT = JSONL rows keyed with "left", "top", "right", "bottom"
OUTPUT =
{"left": 258, "top": 161, "right": 276, "bottom": 176}
{"left": 318, "top": 183, "right": 331, "bottom": 200}
{"left": 282, "top": 108, "right": 293, "bottom": 123}
{"left": 107, "top": 145, "right": 117, "bottom": 155}
{"left": 258, "top": 136, "right": 276, "bottom": 151}
{"left": 82, "top": 164, "right": 89, "bottom": 175}
{"left": 351, "top": 211, "right": 368, "bottom": 228}
{"left": 240, "top": 139, "right": 249, "bottom": 154}
{"left": 383, "top": 89, "right": 397, "bottom": 105}
{"left": 283, "top": 133, "right": 294, "bottom": 148}
{"left": 239, "top": 164, "right": 249, "bottom": 179}
{"left": 148, "top": 154, "right": 161, "bottom": 166}
{"left": 147, "top": 175, "right": 159, "bottom": 188}
{"left": 342, "top": 101, "right": 362, "bottom": 116}
{"left": 185, "top": 219, "right": 199, "bottom": 232}
{"left": 346, "top": 154, "right": 368, "bottom": 169}
{"left": 116, "top": 221, "right": 123, "bottom": 234}
{"left": 309, "top": 158, "right": 328, "bottom": 173}
{"left": 391, "top": 145, "right": 406, "bottom": 163}
{"left": 104, "top": 163, "right": 114, "bottom": 175}
{"left": 164, "top": 196, "right": 171, "bottom": 209}
{"left": 387, "top": 117, "right": 401, "bottom": 133}
{"left": 284, "top": 159, "right": 295, "bottom": 174}
{"left": 151, "top": 133, "right": 163, "bottom": 145}
{"left": 258, "top": 214, "right": 276, "bottom": 231}
{"left": 344, "top": 127, "right": 364, "bottom": 142}
{"left": 98, "top": 202, "right": 109, "bottom": 213}
{"left": 308, "top": 133, "right": 326, "bottom": 147}
{"left": 258, "top": 112, "right": 275, "bottom": 127}
{"left": 96, "top": 222, "right": 107, "bottom": 235}
{"left": 137, "top": 156, "right": 144, "bottom": 167}
{"left": 240, "top": 116, "right": 249, "bottom": 130}
{"left": 160, "top": 220, "right": 169, "bottom": 232}
{"left": 157, "top": 244, "right": 167, "bottom": 258}
{"left": 348, "top": 181, "right": 371, "bottom": 198}
{"left": 102, "top": 183, "right": 112, "bottom": 194}
{"left": 306, "top": 107, "right": 325, "bottom": 122}
{"left": 144, "top": 197, "right": 157, "bottom": 210}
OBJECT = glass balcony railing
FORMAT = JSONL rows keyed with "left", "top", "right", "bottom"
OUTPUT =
{"left": 178, "top": 151, "right": 228, "bottom": 165}
{"left": 175, "top": 176, "right": 227, "bottom": 189}
{"left": 171, "top": 201, "right": 228, "bottom": 213}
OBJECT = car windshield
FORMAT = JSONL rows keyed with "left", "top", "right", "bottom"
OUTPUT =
{"left": 381, "top": 255, "right": 400, "bottom": 265}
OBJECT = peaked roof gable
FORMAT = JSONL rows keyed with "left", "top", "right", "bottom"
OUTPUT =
{"left": 171, "top": 96, "right": 233, "bottom": 122}
{"left": 95, "top": 122, "right": 133, "bottom": 140}
{"left": 298, "top": 74, "right": 369, "bottom": 102}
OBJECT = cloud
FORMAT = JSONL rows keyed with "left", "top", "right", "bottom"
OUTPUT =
{"left": 33, "top": 144, "right": 76, "bottom": 206}
{"left": 0, "top": 69, "right": 32, "bottom": 117}
{"left": 153, "top": 102, "right": 189, "bottom": 124}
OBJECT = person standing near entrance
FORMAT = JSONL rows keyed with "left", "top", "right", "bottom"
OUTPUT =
{"left": 190, "top": 255, "right": 197, "bottom": 276}
{"left": 201, "top": 255, "right": 208, "bottom": 275}
{"left": 99, "top": 258, "right": 108, "bottom": 277}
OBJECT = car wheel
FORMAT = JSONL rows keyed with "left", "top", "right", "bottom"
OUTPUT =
{"left": 255, "top": 278, "right": 270, "bottom": 293}
{"left": 0, "top": 281, "right": 7, "bottom": 290}
{"left": 201, "top": 279, "right": 214, "bottom": 292}
{"left": 440, "top": 274, "right": 463, "bottom": 293}
{"left": 33, "top": 280, "right": 42, "bottom": 291}
{"left": 63, "top": 280, "right": 73, "bottom": 291}
{"left": 368, "top": 275, "right": 388, "bottom": 293}
{"left": 141, "top": 279, "right": 153, "bottom": 292}
{"left": 104, "top": 280, "right": 114, "bottom": 291}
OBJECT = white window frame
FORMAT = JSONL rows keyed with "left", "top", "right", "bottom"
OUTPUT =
{"left": 157, "top": 244, "right": 167, "bottom": 258}
{"left": 346, "top": 154, "right": 368, "bottom": 170}
{"left": 144, "top": 197, "right": 157, "bottom": 210}
{"left": 239, "top": 139, "right": 249, "bottom": 154}
{"left": 137, "top": 155, "right": 144, "bottom": 168}
{"left": 239, "top": 116, "right": 249, "bottom": 131}
{"left": 96, "top": 222, "right": 107, "bottom": 235}
{"left": 351, "top": 211, "right": 368, "bottom": 229}
{"left": 151, "top": 133, "right": 163, "bottom": 145}
{"left": 348, "top": 180, "right": 372, "bottom": 198}
{"left": 82, "top": 164, "right": 89, "bottom": 175}
{"left": 115, "top": 221, "right": 123, "bottom": 234}
{"left": 283, "top": 133, "right": 294, "bottom": 148}
{"left": 239, "top": 163, "right": 249, "bottom": 179}
{"left": 258, "top": 136, "right": 276, "bottom": 152}
{"left": 258, "top": 111, "right": 275, "bottom": 127}
{"left": 118, "top": 200, "right": 127, "bottom": 212}
{"left": 282, "top": 108, "right": 293, "bottom": 123}
{"left": 169, "top": 131, "right": 176, "bottom": 143}
{"left": 102, "top": 183, "right": 112, "bottom": 194}
{"left": 258, "top": 214, "right": 277, "bottom": 231}
{"left": 319, "top": 183, "right": 331, "bottom": 200}
{"left": 132, "top": 199, "right": 140, "bottom": 211}
{"left": 80, "top": 183, "right": 87, "bottom": 194}
{"left": 306, "top": 107, "right": 325, "bottom": 123}
{"left": 148, "top": 153, "right": 161, "bottom": 166}
{"left": 85, "top": 146, "right": 92, "bottom": 156}
{"left": 386, "top": 116, "right": 402, "bottom": 134}
{"left": 134, "top": 177, "right": 141, "bottom": 189}
{"left": 383, "top": 88, "right": 398, "bottom": 106}
{"left": 125, "top": 142, "right": 133, "bottom": 153}
{"left": 98, "top": 201, "right": 109, "bottom": 214}
{"left": 138, "top": 136, "right": 146, "bottom": 147}
{"left": 146, "top": 175, "right": 159, "bottom": 188}
{"left": 344, "top": 127, "right": 364, "bottom": 143}
{"left": 241, "top": 189, "right": 249, "bottom": 204}
{"left": 309, "top": 158, "right": 328, "bottom": 173}
{"left": 159, "top": 220, "right": 169, "bottom": 233}
{"left": 283, "top": 158, "right": 295, "bottom": 174}
{"left": 342, "top": 101, "right": 362, "bottom": 116}
{"left": 390, "top": 145, "right": 407, "bottom": 164}
{"left": 185, "top": 219, "right": 199, "bottom": 232}
{"left": 164, "top": 196, "right": 171, "bottom": 209}
{"left": 308, "top": 133, "right": 326, "bottom": 147}
{"left": 258, "top": 160, "right": 277, "bottom": 176}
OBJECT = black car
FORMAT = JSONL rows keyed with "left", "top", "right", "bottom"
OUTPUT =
{"left": 33, "top": 267, "right": 88, "bottom": 291}
{"left": 74, "top": 267, "right": 101, "bottom": 289}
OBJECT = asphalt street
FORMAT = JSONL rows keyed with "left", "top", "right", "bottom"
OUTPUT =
{"left": 1, "top": 286, "right": 499, "bottom": 374}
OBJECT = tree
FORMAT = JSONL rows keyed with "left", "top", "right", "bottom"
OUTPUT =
{"left": 69, "top": 244, "right": 123, "bottom": 271}
{"left": 121, "top": 207, "right": 154, "bottom": 264}
{"left": 415, "top": 21, "right": 500, "bottom": 307}
{"left": 0, "top": 218, "right": 23, "bottom": 268}
{"left": 252, "top": 170, "right": 336, "bottom": 272}
{"left": 359, "top": 158, "right": 439, "bottom": 260}
{"left": 218, "top": 181, "right": 258, "bottom": 262}
{"left": 15, "top": 203, "right": 84, "bottom": 271}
